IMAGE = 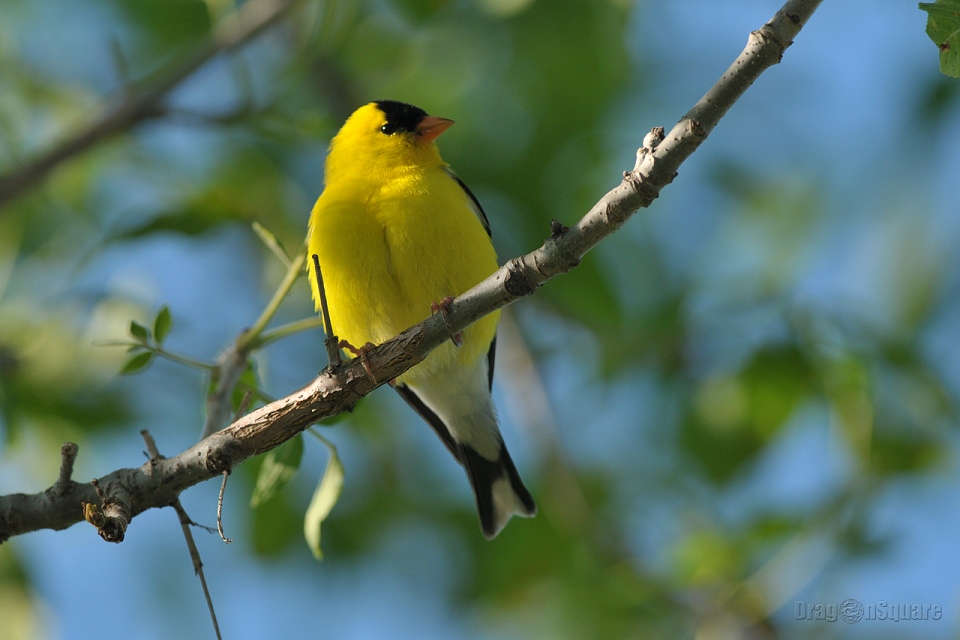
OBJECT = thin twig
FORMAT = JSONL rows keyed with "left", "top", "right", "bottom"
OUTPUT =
{"left": 255, "top": 316, "right": 325, "bottom": 347}
{"left": 144, "top": 346, "right": 218, "bottom": 372}
{"left": 312, "top": 253, "right": 342, "bottom": 368}
{"left": 93, "top": 341, "right": 217, "bottom": 371}
{"left": 237, "top": 248, "right": 307, "bottom": 351}
{"left": 142, "top": 430, "right": 223, "bottom": 639}
{"left": 172, "top": 499, "right": 223, "bottom": 640}
{"left": 252, "top": 220, "right": 293, "bottom": 268}
{"left": 217, "top": 472, "right": 233, "bottom": 544}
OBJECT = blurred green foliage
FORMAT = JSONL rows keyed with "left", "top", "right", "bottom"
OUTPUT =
{"left": 0, "top": 0, "right": 957, "bottom": 638}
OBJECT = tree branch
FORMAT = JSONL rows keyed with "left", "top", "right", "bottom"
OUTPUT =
{"left": 0, "top": 0, "right": 823, "bottom": 543}
{"left": 0, "top": 0, "right": 304, "bottom": 209}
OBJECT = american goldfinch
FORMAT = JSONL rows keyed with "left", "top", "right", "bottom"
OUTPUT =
{"left": 307, "top": 101, "right": 536, "bottom": 538}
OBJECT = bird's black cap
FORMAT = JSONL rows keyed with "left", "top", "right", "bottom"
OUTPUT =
{"left": 375, "top": 100, "right": 428, "bottom": 135}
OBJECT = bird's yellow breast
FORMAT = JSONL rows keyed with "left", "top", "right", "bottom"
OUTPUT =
{"left": 308, "top": 165, "right": 499, "bottom": 383}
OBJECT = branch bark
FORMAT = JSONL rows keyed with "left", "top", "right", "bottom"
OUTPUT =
{"left": 0, "top": 0, "right": 823, "bottom": 543}
{"left": 0, "top": 0, "right": 303, "bottom": 209}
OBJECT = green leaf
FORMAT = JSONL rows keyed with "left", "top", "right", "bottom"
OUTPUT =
{"left": 671, "top": 530, "right": 744, "bottom": 588}
{"left": 920, "top": 0, "right": 960, "bottom": 77}
{"left": 390, "top": 0, "right": 453, "bottom": 22}
{"left": 109, "top": 0, "right": 212, "bottom": 60}
{"left": 249, "top": 487, "right": 302, "bottom": 557}
{"left": 129, "top": 321, "right": 150, "bottom": 342}
{"left": 682, "top": 344, "right": 815, "bottom": 484}
{"left": 233, "top": 361, "right": 260, "bottom": 412}
{"left": 870, "top": 431, "right": 945, "bottom": 474}
{"left": 110, "top": 206, "right": 237, "bottom": 239}
{"left": 209, "top": 360, "right": 262, "bottom": 414}
{"left": 304, "top": 436, "right": 344, "bottom": 561}
{"left": 153, "top": 306, "right": 172, "bottom": 344}
{"left": 250, "top": 434, "right": 304, "bottom": 508}
{"left": 119, "top": 351, "right": 154, "bottom": 375}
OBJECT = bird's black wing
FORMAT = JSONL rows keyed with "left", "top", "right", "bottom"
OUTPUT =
{"left": 487, "top": 335, "right": 496, "bottom": 390}
{"left": 444, "top": 168, "right": 491, "bottom": 237}
{"left": 443, "top": 167, "right": 496, "bottom": 386}
{"left": 394, "top": 383, "right": 462, "bottom": 463}
{"left": 393, "top": 336, "right": 496, "bottom": 460}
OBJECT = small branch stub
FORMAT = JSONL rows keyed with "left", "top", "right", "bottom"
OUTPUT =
{"left": 549, "top": 219, "right": 569, "bottom": 239}
{"left": 141, "top": 429, "right": 163, "bottom": 461}
{"left": 83, "top": 478, "right": 131, "bottom": 543}
{"left": 503, "top": 256, "right": 540, "bottom": 298}
{"left": 642, "top": 126, "right": 665, "bottom": 151}
{"left": 51, "top": 442, "right": 79, "bottom": 496}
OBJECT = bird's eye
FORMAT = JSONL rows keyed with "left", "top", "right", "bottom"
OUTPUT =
{"left": 380, "top": 123, "right": 397, "bottom": 135}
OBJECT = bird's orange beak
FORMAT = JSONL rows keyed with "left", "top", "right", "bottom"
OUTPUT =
{"left": 416, "top": 116, "right": 454, "bottom": 143}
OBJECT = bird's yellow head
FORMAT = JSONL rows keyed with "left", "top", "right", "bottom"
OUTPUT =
{"left": 324, "top": 101, "right": 454, "bottom": 188}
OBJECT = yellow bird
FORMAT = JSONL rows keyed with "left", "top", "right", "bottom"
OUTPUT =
{"left": 307, "top": 101, "right": 536, "bottom": 538}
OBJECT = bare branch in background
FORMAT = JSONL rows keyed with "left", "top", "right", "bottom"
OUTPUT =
{"left": 0, "top": 0, "right": 305, "bottom": 209}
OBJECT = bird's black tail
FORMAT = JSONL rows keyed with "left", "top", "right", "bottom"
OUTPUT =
{"left": 394, "top": 379, "right": 536, "bottom": 539}
{"left": 460, "top": 441, "right": 536, "bottom": 539}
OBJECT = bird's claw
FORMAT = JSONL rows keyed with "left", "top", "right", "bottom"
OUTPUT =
{"left": 339, "top": 339, "right": 378, "bottom": 382}
{"left": 431, "top": 296, "right": 463, "bottom": 347}
{"left": 430, "top": 295, "right": 455, "bottom": 316}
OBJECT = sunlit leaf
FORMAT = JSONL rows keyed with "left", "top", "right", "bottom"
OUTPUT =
{"left": 153, "top": 306, "right": 172, "bottom": 344}
{"left": 920, "top": 0, "right": 960, "bottom": 77}
{"left": 304, "top": 436, "right": 344, "bottom": 560}
{"left": 128, "top": 321, "right": 150, "bottom": 342}
{"left": 250, "top": 434, "right": 304, "bottom": 508}
{"left": 119, "top": 351, "right": 154, "bottom": 375}
{"left": 671, "top": 530, "right": 744, "bottom": 588}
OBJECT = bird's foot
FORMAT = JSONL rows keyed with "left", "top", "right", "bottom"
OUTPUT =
{"left": 338, "top": 339, "right": 377, "bottom": 382}
{"left": 431, "top": 296, "right": 463, "bottom": 347}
